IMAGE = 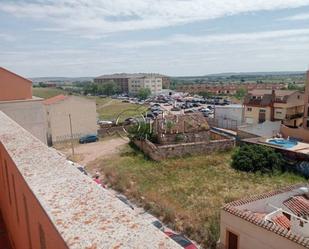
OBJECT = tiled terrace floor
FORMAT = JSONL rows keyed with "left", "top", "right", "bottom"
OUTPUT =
{"left": 0, "top": 213, "right": 12, "bottom": 249}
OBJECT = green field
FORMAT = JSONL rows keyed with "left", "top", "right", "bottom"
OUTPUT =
{"left": 90, "top": 146, "right": 306, "bottom": 248}
{"left": 96, "top": 99, "right": 148, "bottom": 122}
{"left": 32, "top": 87, "right": 66, "bottom": 99}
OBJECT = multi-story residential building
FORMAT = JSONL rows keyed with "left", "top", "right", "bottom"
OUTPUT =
{"left": 280, "top": 69, "right": 309, "bottom": 142}
{"left": 176, "top": 83, "right": 287, "bottom": 95}
{"left": 0, "top": 111, "right": 180, "bottom": 249}
{"left": 243, "top": 89, "right": 304, "bottom": 127}
{"left": 0, "top": 67, "right": 47, "bottom": 144}
{"left": 44, "top": 95, "right": 97, "bottom": 145}
{"left": 303, "top": 69, "right": 309, "bottom": 129}
{"left": 128, "top": 75, "right": 162, "bottom": 95}
{"left": 94, "top": 73, "right": 169, "bottom": 94}
{"left": 220, "top": 184, "right": 309, "bottom": 249}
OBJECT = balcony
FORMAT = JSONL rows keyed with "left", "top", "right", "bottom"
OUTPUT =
{"left": 0, "top": 111, "right": 180, "bottom": 249}
{"left": 285, "top": 112, "right": 304, "bottom": 120}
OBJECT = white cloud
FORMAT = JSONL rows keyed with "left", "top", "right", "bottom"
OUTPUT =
{"left": 111, "top": 28, "right": 309, "bottom": 48}
{"left": 1, "top": 0, "right": 309, "bottom": 36}
{"left": 282, "top": 12, "right": 309, "bottom": 20}
{"left": 0, "top": 33, "right": 15, "bottom": 42}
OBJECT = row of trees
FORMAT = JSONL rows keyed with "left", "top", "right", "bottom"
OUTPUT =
{"left": 82, "top": 81, "right": 151, "bottom": 99}
{"left": 83, "top": 82, "right": 121, "bottom": 96}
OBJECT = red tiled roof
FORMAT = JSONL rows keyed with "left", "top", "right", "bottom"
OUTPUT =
{"left": 222, "top": 184, "right": 309, "bottom": 248}
{"left": 284, "top": 196, "right": 309, "bottom": 218}
{"left": 43, "top": 94, "right": 68, "bottom": 105}
{"left": 272, "top": 214, "right": 291, "bottom": 230}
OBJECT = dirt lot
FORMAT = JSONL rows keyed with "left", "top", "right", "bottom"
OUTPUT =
{"left": 59, "top": 136, "right": 128, "bottom": 166}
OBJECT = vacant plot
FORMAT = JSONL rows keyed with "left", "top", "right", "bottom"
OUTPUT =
{"left": 91, "top": 145, "right": 306, "bottom": 248}
{"left": 32, "top": 87, "right": 66, "bottom": 99}
{"left": 97, "top": 99, "right": 148, "bottom": 122}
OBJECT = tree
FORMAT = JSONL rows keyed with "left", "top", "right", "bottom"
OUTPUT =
{"left": 231, "top": 144, "right": 283, "bottom": 173}
{"left": 138, "top": 88, "right": 151, "bottom": 100}
{"left": 235, "top": 88, "right": 246, "bottom": 100}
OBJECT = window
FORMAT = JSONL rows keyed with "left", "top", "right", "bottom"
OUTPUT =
{"left": 227, "top": 230, "right": 238, "bottom": 249}
{"left": 276, "top": 111, "right": 282, "bottom": 114}
{"left": 247, "top": 107, "right": 252, "bottom": 112}
{"left": 259, "top": 109, "right": 266, "bottom": 113}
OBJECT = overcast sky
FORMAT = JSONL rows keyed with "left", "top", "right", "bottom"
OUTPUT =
{"left": 1, "top": 0, "right": 309, "bottom": 77}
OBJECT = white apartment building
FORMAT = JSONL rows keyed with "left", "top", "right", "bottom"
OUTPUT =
{"left": 128, "top": 76, "right": 162, "bottom": 95}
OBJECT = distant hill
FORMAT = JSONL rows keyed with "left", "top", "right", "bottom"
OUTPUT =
{"left": 31, "top": 77, "right": 93, "bottom": 83}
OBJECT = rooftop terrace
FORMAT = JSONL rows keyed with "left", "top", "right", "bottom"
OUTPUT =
{"left": 0, "top": 111, "right": 180, "bottom": 249}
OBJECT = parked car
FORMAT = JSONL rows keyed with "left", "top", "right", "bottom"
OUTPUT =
{"left": 98, "top": 120, "right": 113, "bottom": 125}
{"left": 184, "top": 109, "right": 195, "bottom": 114}
{"left": 79, "top": 134, "right": 98, "bottom": 144}
{"left": 171, "top": 107, "right": 181, "bottom": 111}
{"left": 164, "top": 231, "right": 197, "bottom": 249}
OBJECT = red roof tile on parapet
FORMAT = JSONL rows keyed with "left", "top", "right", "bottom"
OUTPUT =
{"left": 43, "top": 94, "right": 68, "bottom": 105}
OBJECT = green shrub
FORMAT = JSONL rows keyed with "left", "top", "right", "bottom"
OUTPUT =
{"left": 231, "top": 144, "right": 284, "bottom": 173}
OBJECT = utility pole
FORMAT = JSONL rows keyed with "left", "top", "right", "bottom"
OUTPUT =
{"left": 68, "top": 114, "right": 75, "bottom": 156}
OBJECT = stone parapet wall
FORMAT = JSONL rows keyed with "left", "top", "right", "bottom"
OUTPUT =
{"left": 134, "top": 134, "right": 235, "bottom": 161}
{"left": 157, "top": 131, "right": 210, "bottom": 145}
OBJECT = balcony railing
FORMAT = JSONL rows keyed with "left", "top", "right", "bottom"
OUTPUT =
{"left": 285, "top": 113, "right": 304, "bottom": 120}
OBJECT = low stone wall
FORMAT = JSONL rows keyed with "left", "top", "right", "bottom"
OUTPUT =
{"left": 157, "top": 131, "right": 210, "bottom": 145}
{"left": 134, "top": 135, "right": 235, "bottom": 161}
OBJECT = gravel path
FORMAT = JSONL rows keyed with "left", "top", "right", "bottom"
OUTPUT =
{"left": 62, "top": 137, "right": 129, "bottom": 166}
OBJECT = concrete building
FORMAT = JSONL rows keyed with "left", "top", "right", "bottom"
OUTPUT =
{"left": 44, "top": 95, "right": 97, "bottom": 144}
{"left": 128, "top": 75, "right": 162, "bottom": 95}
{"left": 94, "top": 73, "right": 169, "bottom": 94}
{"left": 0, "top": 67, "right": 47, "bottom": 144}
{"left": 214, "top": 104, "right": 244, "bottom": 126}
{"left": 243, "top": 89, "right": 304, "bottom": 127}
{"left": 0, "top": 111, "right": 180, "bottom": 249}
{"left": 220, "top": 184, "right": 309, "bottom": 249}
{"left": 280, "top": 69, "right": 309, "bottom": 142}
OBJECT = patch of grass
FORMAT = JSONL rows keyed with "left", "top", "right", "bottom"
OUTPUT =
{"left": 97, "top": 99, "right": 148, "bottom": 122}
{"left": 32, "top": 87, "right": 66, "bottom": 99}
{"left": 94, "top": 146, "right": 306, "bottom": 248}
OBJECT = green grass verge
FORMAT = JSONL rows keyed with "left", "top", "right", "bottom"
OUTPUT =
{"left": 32, "top": 87, "right": 66, "bottom": 99}
{"left": 97, "top": 99, "right": 148, "bottom": 122}
{"left": 91, "top": 146, "right": 306, "bottom": 248}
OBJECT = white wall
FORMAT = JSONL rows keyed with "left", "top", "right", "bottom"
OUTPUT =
{"left": 0, "top": 98, "right": 47, "bottom": 144}
{"left": 215, "top": 105, "right": 244, "bottom": 125}
{"left": 45, "top": 96, "right": 97, "bottom": 143}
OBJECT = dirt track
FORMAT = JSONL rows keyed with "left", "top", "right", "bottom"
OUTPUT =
{"left": 61, "top": 137, "right": 128, "bottom": 166}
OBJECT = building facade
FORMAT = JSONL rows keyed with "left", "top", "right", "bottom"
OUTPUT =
{"left": 176, "top": 82, "right": 287, "bottom": 95}
{"left": 0, "top": 67, "right": 47, "bottom": 144}
{"left": 280, "top": 69, "right": 309, "bottom": 142}
{"left": 243, "top": 89, "right": 304, "bottom": 127}
{"left": 220, "top": 184, "right": 309, "bottom": 249}
{"left": 44, "top": 95, "right": 97, "bottom": 144}
{"left": 128, "top": 75, "right": 162, "bottom": 95}
{"left": 94, "top": 73, "right": 169, "bottom": 94}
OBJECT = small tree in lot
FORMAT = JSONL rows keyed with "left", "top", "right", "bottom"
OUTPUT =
{"left": 231, "top": 144, "right": 284, "bottom": 173}
{"left": 138, "top": 88, "right": 151, "bottom": 100}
